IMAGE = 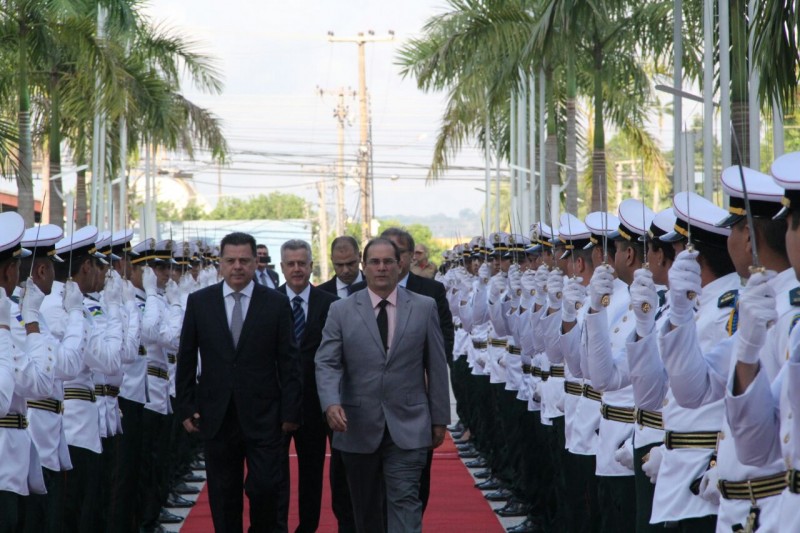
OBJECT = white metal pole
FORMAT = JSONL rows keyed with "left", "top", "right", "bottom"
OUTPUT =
{"left": 539, "top": 70, "right": 546, "bottom": 226}
{"left": 510, "top": 91, "right": 517, "bottom": 232}
{"left": 119, "top": 116, "right": 127, "bottom": 230}
{"left": 518, "top": 78, "right": 529, "bottom": 230}
{"left": 703, "top": 0, "right": 714, "bottom": 199}
{"left": 773, "top": 101, "right": 784, "bottom": 158}
{"left": 529, "top": 72, "right": 537, "bottom": 226}
{"left": 485, "top": 102, "right": 491, "bottom": 232}
{"left": 748, "top": 0, "right": 760, "bottom": 170}
{"left": 673, "top": 0, "right": 683, "bottom": 194}
{"left": 720, "top": 0, "right": 732, "bottom": 168}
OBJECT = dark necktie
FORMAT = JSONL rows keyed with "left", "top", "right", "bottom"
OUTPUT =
{"left": 230, "top": 292, "right": 243, "bottom": 347}
{"left": 346, "top": 284, "right": 353, "bottom": 296}
{"left": 259, "top": 271, "right": 268, "bottom": 286}
{"left": 292, "top": 295, "right": 305, "bottom": 345}
{"left": 377, "top": 299, "right": 389, "bottom": 352}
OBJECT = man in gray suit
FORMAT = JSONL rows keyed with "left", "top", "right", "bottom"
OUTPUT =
{"left": 315, "top": 237, "right": 450, "bottom": 533}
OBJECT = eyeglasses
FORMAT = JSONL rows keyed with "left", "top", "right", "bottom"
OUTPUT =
{"left": 365, "top": 258, "right": 398, "bottom": 267}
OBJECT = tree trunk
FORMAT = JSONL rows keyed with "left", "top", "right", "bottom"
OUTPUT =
{"left": 17, "top": 17, "right": 34, "bottom": 225}
{"left": 591, "top": 43, "right": 606, "bottom": 213}
{"left": 49, "top": 71, "right": 64, "bottom": 228}
{"left": 566, "top": 50, "right": 578, "bottom": 215}
{"left": 545, "top": 70, "right": 558, "bottom": 226}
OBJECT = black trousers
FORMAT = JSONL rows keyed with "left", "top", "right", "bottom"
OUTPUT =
{"left": 63, "top": 445, "right": 102, "bottom": 533}
{"left": 107, "top": 397, "right": 144, "bottom": 533}
{"left": 597, "top": 475, "right": 636, "bottom": 533}
{"left": 329, "top": 438, "right": 356, "bottom": 533}
{"left": 0, "top": 490, "right": 22, "bottom": 533}
{"left": 634, "top": 443, "right": 662, "bottom": 533}
{"left": 140, "top": 408, "right": 172, "bottom": 529}
{"left": 22, "top": 467, "right": 65, "bottom": 533}
{"left": 204, "top": 400, "right": 284, "bottom": 533}
{"left": 278, "top": 407, "right": 328, "bottom": 533}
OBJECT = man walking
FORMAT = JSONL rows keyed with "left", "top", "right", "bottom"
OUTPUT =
{"left": 276, "top": 239, "right": 338, "bottom": 532}
{"left": 316, "top": 237, "right": 450, "bottom": 533}
{"left": 176, "top": 232, "right": 302, "bottom": 532}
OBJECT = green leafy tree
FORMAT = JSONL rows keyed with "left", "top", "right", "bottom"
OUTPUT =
{"left": 208, "top": 192, "right": 307, "bottom": 220}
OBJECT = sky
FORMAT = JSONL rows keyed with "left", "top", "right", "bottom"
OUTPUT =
{"left": 141, "top": 0, "right": 491, "bottom": 224}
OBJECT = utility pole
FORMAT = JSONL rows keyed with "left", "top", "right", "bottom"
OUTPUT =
{"left": 328, "top": 30, "right": 394, "bottom": 243}
{"left": 317, "top": 86, "right": 355, "bottom": 236}
{"left": 317, "top": 180, "right": 330, "bottom": 281}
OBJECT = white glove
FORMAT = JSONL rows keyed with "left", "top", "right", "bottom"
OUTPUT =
{"left": 478, "top": 262, "right": 491, "bottom": 285}
{"left": 546, "top": 270, "right": 564, "bottom": 310}
{"left": 734, "top": 270, "right": 778, "bottom": 364}
{"left": 165, "top": 279, "right": 181, "bottom": 306}
{"left": 631, "top": 268, "right": 659, "bottom": 338}
{"left": 613, "top": 438, "right": 634, "bottom": 471}
{"left": 0, "top": 288, "right": 10, "bottom": 328}
{"left": 641, "top": 444, "right": 664, "bottom": 484}
{"left": 589, "top": 264, "right": 615, "bottom": 312}
{"left": 668, "top": 250, "right": 701, "bottom": 326}
{"left": 533, "top": 265, "right": 549, "bottom": 306}
{"left": 457, "top": 275, "right": 473, "bottom": 299}
{"left": 180, "top": 273, "right": 195, "bottom": 296}
{"left": 488, "top": 274, "right": 506, "bottom": 303}
{"left": 562, "top": 277, "right": 586, "bottom": 323}
{"left": 508, "top": 267, "right": 522, "bottom": 297}
{"left": 21, "top": 278, "right": 45, "bottom": 324}
{"left": 520, "top": 270, "right": 536, "bottom": 310}
{"left": 104, "top": 272, "right": 123, "bottom": 307}
{"left": 699, "top": 467, "right": 721, "bottom": 506}
{"left": 142, "top": 266, "right": 158, "bottom": 297}
{"left": 122, "top": 279, "right": 135, "bottom": 303}
{"left": 63, "top": 280, "right": 84, "bottom": 313}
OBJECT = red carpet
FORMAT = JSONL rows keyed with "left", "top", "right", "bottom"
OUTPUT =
{"left": 181, "top": 434, "right": 503, "bottom": 532}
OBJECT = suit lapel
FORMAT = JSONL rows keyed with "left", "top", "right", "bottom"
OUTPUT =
{"left": 355, "top": 290, "right": 385, "bottom": 355}
{"left": 388, "top": 288, "right": 412, "bottom": 360}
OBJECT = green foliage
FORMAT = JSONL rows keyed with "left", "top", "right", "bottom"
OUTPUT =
{"left": 207, "top": 192, "right": 307, "bottom": 221}
{"left": 377, "top": 219, "right": 446, "bottom": 267}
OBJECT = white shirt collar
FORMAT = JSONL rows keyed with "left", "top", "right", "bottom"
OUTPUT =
{"left": 336, "top": 271, "right": 363, "bottom": 290}
{"left": 223, "top": 279, "right": 255, "bottom": 299}
{"left": 285, "top": 283, "right": 311, "bottom": 303}
{"left": 398, "top": 272, "right": 410, "bottom": 288}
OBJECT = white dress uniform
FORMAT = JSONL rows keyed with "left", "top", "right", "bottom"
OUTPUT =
{"left": 723, "top": 154, "right": 800, "bottom": 531}
{"left": 0, "top": 212, "right": 54, "bottom": 497}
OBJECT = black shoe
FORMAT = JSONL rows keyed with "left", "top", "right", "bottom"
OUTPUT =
{"left": 484, "top": 488, "right": 513, "bottom": 502}
{"left": 172, "top": 482, "right": 201, "bottom": 495}
{"left": 139, "top": 526, "right": 167, "bottom": 533}
{"left": 495, "top": 500, "right": 531, "bottom": 517}
{"left": 450, "top": 432, "right": 464, "bottom": 440}
{"left": 158, "top": 509, "right": 184, "bottom": 524}
{"left": 165, "top": 493, "right": 195, "bottom": 508}
{"left": 455, "top": 442, "right": 473, "bottom": 451}
{"left": 506, "top": 516, "right": 545, "bottom": 533}
{"left": 475, "top": 477, "right": 501, "bottom": 490}
{"left": 181, "top": 472, "right": 206, "bottom": 483}
{"left": 190, "top": 459, "right": 206, "bottom": 470}
{"left": 447, "top": 421, "right": 463, "bottom": 432}
{"left": 459, "top": 450, "right": 480, "bottom": 459}
{"left": 465, "top": 458, "right": 487, "bottom": 468}
{"left": 473, "top": 469, "right": 492, "bottom": 479}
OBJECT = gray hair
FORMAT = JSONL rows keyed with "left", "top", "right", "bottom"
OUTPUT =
{"left": 280, "top": 239, "right": 313, "bottom": 261}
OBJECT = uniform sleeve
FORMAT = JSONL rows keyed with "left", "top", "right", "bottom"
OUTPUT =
{"left": 725, "top": 364, "right": 782, "bottom": 467}
{"left": 83, "top": 302, "right": 123, "bottom": 375}
{"left": 54, "top": 309, "right": 87, "bottom": 380}
{"left": 140, "top": 295, "right": 163, "bottom": 344}
{"left": 561, "top": 315, "right": 584, "bottom": 378}
{"left": 542, "top": 309, "right": 564, "bottom": 365}
{"left": 488, "top": 297, "right": 511, "bottom": 337}
{"left": 15, "top": 332, "right": 55, "bottom": 399}
{"left": 627, "top": 327, "right": 669, "bottom": 411}
{"left": 658, "top": 321, "right": 730, "bottom": 408}
{"left": 471, "top": 282, "right": 489, "bottom": 325}
{"left": 120, "top": 300, "right": 141, "bottom": 365}
{"left": 0, "top": 328, "right": 14, "bottom": 416}
{"left": 158, "top": 302, "right": 184, "bottom": 353}
{"left": 585, "top": 309, "right": 630, "bottom": 391}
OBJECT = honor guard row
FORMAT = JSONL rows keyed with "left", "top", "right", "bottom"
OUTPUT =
{"left": 437, "top": 151, "right": 800, "bottom": 533}
{"left": 0, "top": 220, "right": 222, "bottom": 533}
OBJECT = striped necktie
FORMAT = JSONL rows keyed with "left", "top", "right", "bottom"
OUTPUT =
{"left": 292, "top": 295, "right": 305, "bottom": 345}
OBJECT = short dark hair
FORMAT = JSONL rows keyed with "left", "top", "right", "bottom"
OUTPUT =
{"left": 381, "top": 227, "right": 414, "bottom": 253}
{"left": 331, "top": 235, "right": 359, "bottom": 255}
{"left": 694, "top": 241, "right": 736, "bottom": 278}
{"left": 649, "top": 238, "right": 676, "bottom": 263}
{"left": 256, "top": 244, "right": 267, "bottom": 251}
{"left": 571, "top": 247, "right": 594, "bottom": 268}
{"left": 755, "top": 217, "right": 788, "bottom": 260}
{"left": 220, "top": 232, "right": 256, "bottom": 257}
{"left": 54, "top": 254, "right": 92, "bottom": 282}
{"left": 19, "top": 256, "right": 50, "bottom": 283}
{"left": 363, "top": 238, "right": 400, "bottom": 263}
{"left": 617, "top": 240, "right": 644, "bottom": 263}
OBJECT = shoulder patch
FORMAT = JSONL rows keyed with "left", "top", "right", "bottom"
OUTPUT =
{"left": 87, "top": 305, "right": 103, "bottom": 317}
{"left": 790, "top": 287, "right": 800, "bottom": 307}
{"left": 718, "top": 290, "right": 738, "bottom": 309}
{"left": 790, "top": 314, "right": 800, "bottom": 335}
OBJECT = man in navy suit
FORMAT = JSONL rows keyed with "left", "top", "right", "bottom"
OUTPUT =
{"left": 176, "top": 232, "right": 302, "bottom": 532}
{"left": 276, "top": 239, "right": 338, "bottom": 533}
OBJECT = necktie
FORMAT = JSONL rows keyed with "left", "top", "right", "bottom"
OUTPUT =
{"left": 345, "top": 284, "right": 353, "bottom": 296}
{"left": 377, "top": 299, "right": 389, "bottom": 352}
{"left": 230, "top": 292, "right": 243, "bottom": 348}
{"left": 260, "top": 271, "right": 267, "bottom": 286}
{"left": 292, "top": 295, "right": 305, "bottom": 345}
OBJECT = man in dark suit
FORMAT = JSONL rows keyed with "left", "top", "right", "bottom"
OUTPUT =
{"left": 317, "top": 236, "right": 363, "bottom": 299}
{"left": 255, "top": 243, "right": 280, "bottom": 288}
{"left": 276, "top": 239, "right": 338, "bottom": 533}
{"left": 176, "top": 232, "right": 302, "bottom": 533}
{"left": 349, "top": 228, "right": 454, "bottom": 514}
{"left": 316, "top": 237, "right": 450, "bottom": 532}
